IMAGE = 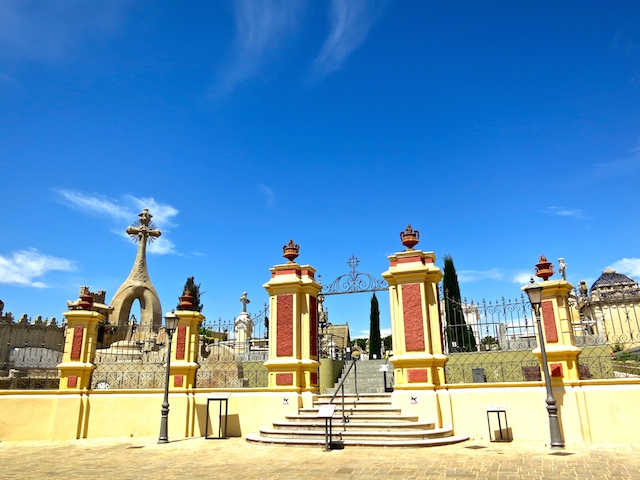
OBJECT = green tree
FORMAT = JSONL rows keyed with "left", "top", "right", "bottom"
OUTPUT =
{"left": 383, "top": 335, "right": 392, "bottom": 353}
{"left": 443, "top": 255, "right": 476, "bottom": 352}
{"left": 369, "top": 293, "right": 381, "bottom": 359}
{"left": 178, "top": 276, "right": 203, "bottom": 312}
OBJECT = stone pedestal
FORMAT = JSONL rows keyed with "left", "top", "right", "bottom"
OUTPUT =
{"left": 263, "top": 262, "right": 321, "bottom": 392}
{"left": 530, "top": 280, "right": 581, "bottom": 383}
{"left": 382, "top": 249, "right": 445, "bottom": 388}
{"left": 58, "top": 310, "right": 104, "bottom": 390}
{"left": 169, "top": 310, "right": 203, "bottom": 389}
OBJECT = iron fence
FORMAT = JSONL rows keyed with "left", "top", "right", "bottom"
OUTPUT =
{"left": 0, "top": 315, "right": 64, "bottom": 390}
{"left": 196, "top": 305, "right": 269, "bottom": 388}
{"left": 441, "top": 289, "right": 542, "bottom": 383}
{"left": 572, "top": 288, "right": 640, "bottom": 379}
{"left": 91, "top": 321, "right": 167, "bottom": 389}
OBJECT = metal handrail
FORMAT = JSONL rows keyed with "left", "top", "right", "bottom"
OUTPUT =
{"left": 327, "top": 359, "right": 357, "bottom": 427}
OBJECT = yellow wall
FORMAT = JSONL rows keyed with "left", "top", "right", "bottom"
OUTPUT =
{"left": 0, "top": 389, "right": 300, "bottom": 442}
{"left": 3, "top": 381, "right": 640, "bottom": 444}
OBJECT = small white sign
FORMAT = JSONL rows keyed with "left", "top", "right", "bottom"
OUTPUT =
{"left": 317, "top": 404, "right": 337, "bottom": 418}
{"left": 487, "top": 405, "right": 507, "bottom": 412}
{"left": 208, "top": 393, "right": 231, "bottom": 399}
{"left": 379, "top": 365, "right": 388, "bottom": 372}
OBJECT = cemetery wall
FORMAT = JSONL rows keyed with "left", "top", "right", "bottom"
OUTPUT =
{"left": 0, "top": 389, "right": 300, "bottom": 441}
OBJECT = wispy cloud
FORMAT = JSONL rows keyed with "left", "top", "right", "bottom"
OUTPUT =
{"left": 0, "top": 248, "right": 75, "bottom": 288}
{"left": 608, "top": 258, "right": 640, "bottom": 278}
{"left": 310, "top": 0, "right": 383, "bottom": 80}
{"left": 593, "top": 157, "right": 640, "bottom": 179}
{"left": 513, "top": 272, "right": 533, "bottom": 285}
{"left": 216, "top": 0, "right": 304, "bottom": 95}
{"left": 258, "top": 183, "right": 276, "bottom": 209}
{"left": 546, "top": 206, "right": 585, "bottom": 219}
{"left": 458, "top": 269, "right": 503, "bottom": 283}
{"left": 55, "top": 189, "right": 179, "bottom": 255}
{"left": 0, "top": 1, "right": 125, "bottom": 63}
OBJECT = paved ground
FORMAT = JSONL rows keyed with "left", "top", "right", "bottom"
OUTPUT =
{"left": 1, "top": 436, "right": 640, "bottom": 479}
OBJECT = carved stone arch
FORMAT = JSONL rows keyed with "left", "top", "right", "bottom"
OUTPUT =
{"left": 110, "top": 284, "right": 162, "bottom": 327}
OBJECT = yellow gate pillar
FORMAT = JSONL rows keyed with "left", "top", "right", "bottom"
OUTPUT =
{"left": 58, "top": 292, "right": 103, "bottom": 390}
{"left": 382, "top": 226, "right": 446, "bottom": 388}
{"left": 263, "top": 240, "right": 321, "bottom": 393}
{"left": 170, "top": 294, "right": 204, "bottom": 389}
{"left": 528, "top": 256, "right": 581, "bottom": 383}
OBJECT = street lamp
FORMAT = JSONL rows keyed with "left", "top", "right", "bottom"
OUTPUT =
{"left": 158, "top": 310, "right": 179, "bottom": 444}
{"left": 523, "top": 278, "right": 565, "bottom": 449}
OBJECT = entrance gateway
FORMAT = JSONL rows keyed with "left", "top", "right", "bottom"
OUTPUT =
{"left": 262, "top": 225, "right": 449, "bottom": 392}
{"left": 317, "top": 254, "right": 389, "bottom": 361}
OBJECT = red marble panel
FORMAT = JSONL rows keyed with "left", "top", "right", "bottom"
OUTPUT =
{"left": 276, "top": 373, "right": 293, "bottom": 385}
{"left": 310, "top": 372, "right": 318, "bottom": 385}
{"left": 402, "top": 284, "right": 425, "bottom": 351}
{"left": 174, "top": 375, "right": 184, "bottom": 387}
{"left": 67, "top": 375, "right": 78, "bottom": 388}
{"left": 275, "top": 269, "right": 301, "bottom": 276}
{"left": 70, "top": 326, "right": 84, "bottom": 360}
{"left": 550, "top": 363, "right": 563, "bottom": 377}
{"left": 541, "top": 300, "right": 558, "bottom": 343}
{"left": 277, "top": 294, "right": 294, "bottom": 357}
{"left": 309, "top": 296, "right": 317, "bottom": 357}
{"left": 398, "top": 255, "right": 422, "bottom": 264}
{"left": 176, "top": 325, "right": 186, "bottom": 360}
{"left": 407, "top": 369, "right": 428, "bottom": 383}
{"left": 301, "top": 269, "right": 314, "bottom": 279}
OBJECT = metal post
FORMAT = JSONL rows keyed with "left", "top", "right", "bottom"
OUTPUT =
{"left": 158, "top": 328, "right": 175, "bottom": 444}
{"left": 533, "top": 305, "right": 565, "bottom": 449}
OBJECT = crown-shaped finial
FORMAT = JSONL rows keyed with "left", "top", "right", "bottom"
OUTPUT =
{"left": 283, "top": 239, "right": 300, "bottom": 263}
{"left": 534, "top": 255, "right": 555, "bottom": 281}
{"left": 400, "top": 225, "right": 420, "bottom": 250}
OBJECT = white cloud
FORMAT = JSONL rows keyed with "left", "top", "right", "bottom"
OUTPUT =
{"left": 148, "top": 237, "right": 176, "bottom": 256}
{"left": 513, "top": 272, "right": 533, "bottom": 285}
{"left": 217, "top": 0, "right": 304, "bottom": 94}
{"left": 355, "top": 327, "right": 390, "bottom": 339}
{"left": 608, "top": 258, "right": 640, "bottom": 278}
{"left": 56, "top": 189, "right": 131, "bottom": 219}
{"left": 0, "top": 248, "right": 75, "bottom": 288}
{"left": 457, "top": 269, "right": 503, "bottom": 283}
{"left": 546, "top": 206, "right": 585, "bottom": 219}
{"left": 311, "top": 0, "right": 382, "bottom": 79}
{"left": 0, "top": 1, "right": 125, "bottom": 62}
{"left": 258, "top": 183, "right": 276, "bottom": 208}
{"left": 55, "top": 189, "right": 180, "bottom": 255}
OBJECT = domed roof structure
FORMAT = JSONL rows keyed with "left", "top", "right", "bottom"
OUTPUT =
{"left": 590, "top": 268, "right": 638, "bottom": 293}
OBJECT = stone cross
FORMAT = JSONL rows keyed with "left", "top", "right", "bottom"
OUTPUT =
{"left": 239, "top": 292, "right": 250, "bottom": 313}
{"left": 126, "top": 208, "right": 161, "bottom": 244}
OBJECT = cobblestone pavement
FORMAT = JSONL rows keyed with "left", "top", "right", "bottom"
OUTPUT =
{"left": 1, "top": 436, "right": 640, "bottom": 479}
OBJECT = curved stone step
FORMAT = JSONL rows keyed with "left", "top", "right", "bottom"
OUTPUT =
{"left": 272, "top": 420, "right": 436, "bottom": 431}
{"left": 245, "top": 433, "right": 469, "bottom": 448}
{"left": 258, "top": 426, "right": 457, "bottom": 441}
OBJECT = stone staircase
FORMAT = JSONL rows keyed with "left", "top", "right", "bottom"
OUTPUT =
{"left": 325, "top": 359, "right": 392, "bottom": 395}
{"left": 245, "top": 393, "right": 469, "bottom": 447}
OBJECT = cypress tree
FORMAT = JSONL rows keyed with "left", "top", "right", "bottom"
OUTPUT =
{"left": 369, "top": 293, "right": 381, "bottom": 359}
{"left": 443, "top": 255, "right": 476, "bottom": 352}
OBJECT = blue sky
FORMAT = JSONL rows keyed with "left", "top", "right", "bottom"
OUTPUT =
{"left": 1, "top": 1, "right": 640, "bottom": 339}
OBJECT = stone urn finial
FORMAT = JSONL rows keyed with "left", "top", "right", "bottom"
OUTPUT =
{"left": 283, "top": 239, "right": 300, "bottom": 263}
{"left": 77, "top": 286, "right": 94, "bottom": 310}
{"left": 535, "top": 255, "right": 555, "bottom": 281}
{"left": 178, "top": 285, "right": 195, "bottom": 311}
{"left": 400, "top": 225, "right": 420, "bottom": 250}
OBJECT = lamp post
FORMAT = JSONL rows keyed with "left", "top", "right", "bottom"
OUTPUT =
{"left": 158, "top": 310, "right": 179, "bottom": 444}
{"left": 523, "top": 278, "right": 565, "bottom": 449}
